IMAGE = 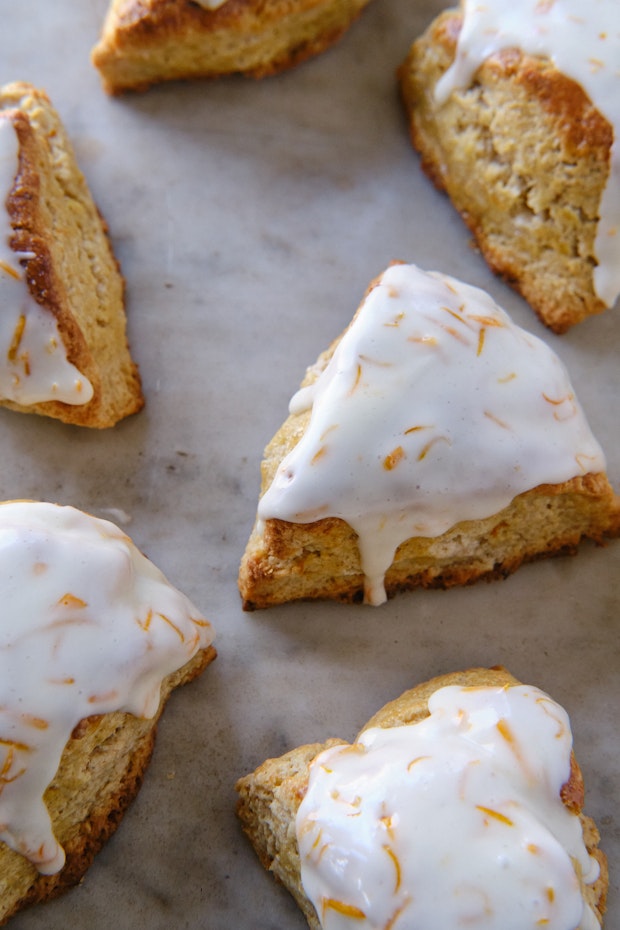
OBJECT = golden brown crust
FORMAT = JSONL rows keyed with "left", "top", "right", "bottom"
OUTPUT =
{"left": 238, "top": 299, "right": 620, "bottom": 609}
{"left": 236, "top": 667, "right": 608, "bottom": 929}
{"left": 0, "top": 643, "right": 216, "bottom": 926}
{"left": 398, "top": 9, "right": 612, "bottom": 333}
{"left": 92, "top": 0, "right": 375, "bottom": 93}
{"left": 0, "top": 82, "right": 144, "bottom": 427}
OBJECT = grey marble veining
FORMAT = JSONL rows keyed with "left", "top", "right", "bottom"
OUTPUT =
{"left": 1, "top": 1, "right": 618, "bottom": 928}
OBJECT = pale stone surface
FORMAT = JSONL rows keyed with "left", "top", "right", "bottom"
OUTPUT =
{"left": 0, "top": 1, "right": 618, "bottom": 928}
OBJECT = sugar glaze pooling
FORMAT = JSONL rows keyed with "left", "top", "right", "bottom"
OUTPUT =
{"left": 0, "top": 502, "right": 214, "bottom": 875}
{"left": 0, "top": 117, "right": 94, "bottom": 406}
{"left": 435, "top": 0, "right": 620, "bottom": 308}
{"left": 258, "top": 263, "right": 606, "bottom": 605}
{"left": 297, "top": 684, "right": 601, "bottom": 930}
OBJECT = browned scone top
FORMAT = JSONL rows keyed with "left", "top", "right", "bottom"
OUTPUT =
{"left": 236, "top": 666, "right": 608, "bottom": 930}
{"left": 399, "top": 8, "right": 613, "bottom": 333}
{"left": 0, "top": 643, "right": 216, "bottom": 927}
{"left": 92, "top": 0, "right": 375, "bottom": 93}
{"left": 0, "top": 82, "right": 143, "bottom": 427}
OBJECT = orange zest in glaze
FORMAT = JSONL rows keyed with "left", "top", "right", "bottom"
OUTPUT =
{"left": 0, "top": 259, "right": 20, "bottom": 280}
{"left": 476, "top": 805, "right": 514, "bottom": 827}
{"left": 157, "top": 612, "right": 186, "bottom": 642}
{"left": 404, "top": 424, "right": 431, "bottom": 435}
{"left": 477, "top": 328, "right": 486, "bottom": 356}
{"left": 322, "top": 898, "right": 366, "bottom": 920}
{"left": 359, "top": 354, "right": 393, "bottom": 368}
{"left": 57, "top": 593, "right": 87, "bottom": 609}
{"left": 350, "top": 364, "right": 362, "bottom": 395}
{"left": 441, "top": 305, "right": 467, "bottom": 326}
{"left": 311, "top": 446, "right": 328, "bottom": 465}
{"left": 191, "top": 616, "right": 211, "bottom": 629}
{"left": 383, "top": 446, "right": 405, "bottom": 471}
{"left": 137, "top": 608, "right": 153, "bottom": 631}
{"left": 7, "top": 314, "right": 26, "bottom": 362}
{"left": 407, "top": 755, "right": 431, "bottom": 771}
{"left": 498, "top": 372, "right": 517, "bottom": 384}
{"left": 438, "top": 322, "right": 469, "bottom": 345}
{"left": 0, "top": 737, "right": 32, "bottom": 754}
{"left": 542, "top": 392, "right": 572, "bottom": 406}
{"left": 88, "top": 690, "right": 119, "bottom": 705}
{"left": 384, "top": 900, "right": 410, "bottom": 930}
{"left": 484, "top": 410, "right": 511, "bottom": 430}
{"left": 467, "top": 314, "right": 504, "bottom": 328}
{"left": 496, "top": 718, "right": 515, "bottom": 745}
{"left": 535, "top": 696, "right": 567, "bottom": 738}
{"left": 417, "top": 434, "right": 450, "bottom": 461}
{"left": 19, "top": 714, "right": 49, "bottom": 731}
{"left": 383, "top": 844, "right": 402, "bottom": 891}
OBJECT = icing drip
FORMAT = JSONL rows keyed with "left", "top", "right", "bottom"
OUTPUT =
{"left": 258, "top": 264, "right": 605, "bottom": 605}
{"left": 0, "top": 501, "right": 214, "bottom": 875}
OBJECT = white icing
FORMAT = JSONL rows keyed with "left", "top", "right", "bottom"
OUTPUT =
{"left": 434, "top": 0, "right": 620, "bottom": 308}
{"left": 0, "top": 117, "right": 94, "bottom": 406}
{"left": 0, "top": 501, "right": 214, "bottom": 875}
{"left": 258, "top": 264, "right": 606, "bottom": 605}
{"left": 192, "top": 0, "right": 229, "bottom": 9}
{"left": 297, "top": 684, "right": 600, "bottom": 930}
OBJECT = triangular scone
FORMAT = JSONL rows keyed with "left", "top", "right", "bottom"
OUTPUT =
{"left": 239, "top": 263, "right": 620, "bottom": 609}
{"left": 92, "top": 0, "right": 375, "bottom": 94}
{"left": 398, "top": 2, "right": 620, "bottom": 333}
{"left": 237, "top": 667, "right": 608, "bottom": 930}
{"left": 0, "top": 501, "right": 216, "bottom": 924}
{"left": 0, "top": 82, "right": 143, "bottom": 427}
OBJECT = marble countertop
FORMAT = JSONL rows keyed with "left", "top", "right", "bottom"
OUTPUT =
{"left": 2, "top": 1, "right": 619, "bottom": 928}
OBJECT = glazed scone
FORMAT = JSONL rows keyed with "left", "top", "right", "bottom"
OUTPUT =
{"left": 399, "top": 1, "right": 620, "bottom": 333}
{"left": 0, "top": 82, "right": 143, "bottom": 427}
{"left": 236, "top": 667, "right": 608, "bottom": 930}
{"left": 0, "top": 501, "right": 216, "bottom": 925}
{"left": 238, "top": 263, "right": 620, "bottom": 609}
{"left": 91, "top": 0, "right": 375, "bottom": 94}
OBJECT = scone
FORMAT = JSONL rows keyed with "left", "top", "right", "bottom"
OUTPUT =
{"left": 91, "top": 0, "right": 375, "bottom": 94}
{"left": 237, "top": 667, "right": 608, "bottom": 930}
{"left": 0, "top": 500, "right": 216, "bottom": 925}
{"left": 0, "top": 82, "right": 143, "bottom": 427}
{"left": 238, "top": 262, "right": 620, "bottom": 609}
{"left": 399, "top": 1, "right": 620, "bottom": 333}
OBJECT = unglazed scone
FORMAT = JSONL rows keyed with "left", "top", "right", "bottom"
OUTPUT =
{"left": 399, "top": 1, "right": 620, "bottom": 333}
{"left": 238, "top": 263, "right": 620, "bottom": 609}
{"left": 0, "top": 82, "right": 143, "bottom": 427}
{"left": 91, "top": 0, "right": 375, "bottom": 94}
{"left": 236, "top": 667, "right": 608, "bottom": 930}
{"left": 0, "top": 501, "right": 216, "bottom": 925}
